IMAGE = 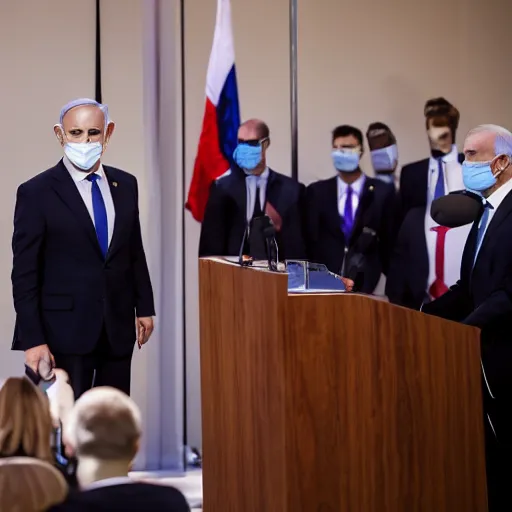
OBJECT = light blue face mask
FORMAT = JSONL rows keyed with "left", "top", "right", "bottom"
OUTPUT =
{"left": 370, "top": 144, "right": 398, "bottom": 172}
{"left": 332, "top": 150, "right": 360, "bottom": 173}
{"left": 233, "top": 143, "right": 263, "bottom": 174}
{"left": 64, "top": 142, "right": 103, "bottom": 171}
{"left": 462, "top": 158, "right": 502, "bottom": 192}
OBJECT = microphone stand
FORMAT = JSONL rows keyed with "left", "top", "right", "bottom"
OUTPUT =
{"left": 238, "top": 224, "right": 250, "bottom": 266}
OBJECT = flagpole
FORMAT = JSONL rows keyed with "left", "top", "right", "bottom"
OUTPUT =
{"left": 290, "top": 0, "right": 298, "bottom": 181}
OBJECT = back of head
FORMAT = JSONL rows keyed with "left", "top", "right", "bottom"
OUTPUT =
{"left": 0, "top": 378, "right": 53, "bottom": 462}
{"left": 0, "top": 457, "right": 67, "bottom": 512}
{"left": 366, "top": 122, "right": 396, "bottom": 150}
{"left": 65, "top": 387, "right": 141, "bottom": 462}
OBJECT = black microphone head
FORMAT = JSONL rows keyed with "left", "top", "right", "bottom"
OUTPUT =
{"left": 430, "top": 190, "right": 483, "bottom": 228}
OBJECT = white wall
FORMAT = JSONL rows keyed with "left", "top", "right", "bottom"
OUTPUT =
{"left": 3, "top": 0, "right": 512, "bottom": 457}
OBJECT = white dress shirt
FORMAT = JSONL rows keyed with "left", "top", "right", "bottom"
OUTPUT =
{"left": 63, "top": 156, "right": 116, "bottom": 246}
{"left": 424, "top": 158, "right": 471, "bottom": 297}
{"left": 245, "top": 167, "right": 270, "bottom": 223}
{"left": 337, "top": 173, "right": 366, "bottom": 218}
{"left": 427, "top": 144, "right": 459, "bottom": 202}
{"left": 474, "top": 177, "right": 512, "bottom": 261}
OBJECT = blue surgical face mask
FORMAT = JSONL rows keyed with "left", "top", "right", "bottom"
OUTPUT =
{"left": 64, "top": 142, "right": 103, "bottom": 171}
{"left": 233, "top": 143, "right": 263, "bottom": 174}
{"left": 462, "top": 158, "right": 501, "bottom": 192}
{"left": 370, "top": 144, "right": 398, "bottom": 173}
{"left": 332, "top": 150, "right": 360, "bottom": 173}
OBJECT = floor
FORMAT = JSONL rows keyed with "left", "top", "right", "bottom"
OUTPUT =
{"left": 131, "top": 469, "right": 203, "bottom": 511}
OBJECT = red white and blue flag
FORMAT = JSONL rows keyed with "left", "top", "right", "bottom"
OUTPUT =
{"left": 186, "top": 0, "right": 241, "bottom": 222}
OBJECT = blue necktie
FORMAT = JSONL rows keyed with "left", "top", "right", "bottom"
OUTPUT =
{"left": 87, "top": 174, "right": 108, "bottom": 258}
{"left": 433, "top": 157, "right": 445, "bottom": 200}
{"left": 474, "top": 203, "right": 493, "bottom": 265}
{"left": 342, "top": 185, "right": 354, "bottom": 241}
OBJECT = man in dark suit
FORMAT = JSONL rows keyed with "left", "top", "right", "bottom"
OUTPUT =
{"left": 422, "top": 124, "right": 512, "bottom": 511}
{"left": 11, "top": 98, "right": 155, "bottom": 398}
{"left": 399, "top": 97, "right": 464, "bottom": 218}
{"left": 306, "top": 125, "right": 396, "bottom": 293}
{"left": 50, "top": 387, "right": 190, "bottom": 512}
{"left": 387, "top": 98, "right": 470, "bottom": 309}
{"left": 199, "top": 118, "right": 306, "bottom": 260}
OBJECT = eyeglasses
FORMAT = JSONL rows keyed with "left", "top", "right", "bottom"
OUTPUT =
{"left": 238, "top": 137, "right": 269, "bottom": 147}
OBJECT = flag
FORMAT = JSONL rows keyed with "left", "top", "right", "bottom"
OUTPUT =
{"left": 185, "top": 0, "right": 241, "bottom": 222}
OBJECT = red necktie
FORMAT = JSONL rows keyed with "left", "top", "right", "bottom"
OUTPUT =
{"left": 428, "top": 226, "right": 451, "bottom": 299}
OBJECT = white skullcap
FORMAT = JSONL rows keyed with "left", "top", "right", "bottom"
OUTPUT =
{"left": 59, "top": 98, "right": 110, "bottom": 125}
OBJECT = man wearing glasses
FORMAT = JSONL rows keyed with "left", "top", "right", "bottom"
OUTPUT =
{"left": 305, "top": 125, "right": 397, "bottom": 293}
{"left": 199, "top": 118, "right": 306, "bottom": 260}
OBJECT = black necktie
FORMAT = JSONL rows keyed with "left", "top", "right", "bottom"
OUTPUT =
{"left": 252, "top": 186, "right": 263, "bottom": 218}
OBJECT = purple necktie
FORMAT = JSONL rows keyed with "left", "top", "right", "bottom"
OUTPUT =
{"left": 342, "top": 185, "right": 354, "bottom": 240}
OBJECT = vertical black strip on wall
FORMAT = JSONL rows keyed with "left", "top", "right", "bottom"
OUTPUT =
{"left": 95, "top": 0, "right": 102, "bottom": 103}
{"left": 180, "top": 0, "right": 188, "bottom": 468}
{"left": 290, "top": 0, "right": 298, "bottom": 181}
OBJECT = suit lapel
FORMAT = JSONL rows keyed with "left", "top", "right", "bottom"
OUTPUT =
{"left": 265, "top": 170, "right": 282, "bottom": 209}
{"left": 325, "top": 177, "right": 343, "bottom": 239}
{"left": 50, "top": 160, "right": 103, "bottom": 258}
{"left": 229, "top": 171, "right": 247, "bottom": 217}
{"left": 104, "top": 168, "right": 124, "bottom": 260}
{"left": 349, "top": 178, "right": 374, "bottom": 244}
{"left": 476, "top": 189, "right": 512, "bottom": 262}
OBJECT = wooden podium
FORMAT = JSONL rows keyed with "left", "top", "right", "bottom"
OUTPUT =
{"left": 198, "top": 258, "right": 487, "bottom": 511}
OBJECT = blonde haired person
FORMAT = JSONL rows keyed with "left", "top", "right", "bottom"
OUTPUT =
{"left": 0, "top": 377, "right": 54, "bottom": 462}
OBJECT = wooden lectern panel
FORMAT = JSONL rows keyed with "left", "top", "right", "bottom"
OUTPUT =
{"left": 285, "top": 293, "right": 487, "bottom": 511}
{"left": 199, "top": 259, "right": 487, "bottom": 512}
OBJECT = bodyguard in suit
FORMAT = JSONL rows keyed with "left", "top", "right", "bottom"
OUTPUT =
{"left": 366, "top": 122, "right": 399, "bottom": 189}
{"left": 422, "top": 125, "right": 512, "bottom": 511}
{"left": 306, "top": 125, "right": 396, "bottom": 293}
{"left": 387, "top": 99, "right": 470, "bottom": 309}
{"left": 199, "top": 119, "right": 306, "bottom": 260}
{"left": 399, "top": 97, "right": 464, "bottom": 218}
{"left": 11, "top": 98, "right": 155, "bottom": 398}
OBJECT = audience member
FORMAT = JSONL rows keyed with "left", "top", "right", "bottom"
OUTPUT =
{"left": 366, "top": 122, "right": 399, "bottom": 188}
{"left": 0, "top": 376, "right": 77, "bottom": 487}
{"left": 52, "top": 387, "right": 190, "bottom": 511}
{"left": 199, "top": 118, "right": 307, "bottom": 260}
{"left": 306, "top": 124, "right": 396, "bottom": 292}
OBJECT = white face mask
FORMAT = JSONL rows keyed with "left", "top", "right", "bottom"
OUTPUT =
{"left": 64, "top": 142, "right": 103, "bottom": 171}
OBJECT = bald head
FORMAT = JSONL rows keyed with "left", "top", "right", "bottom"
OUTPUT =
{"left": 54, "top": 98, "right": 114, "bottom": 150}
{"left": 238, "top": 119, "right": 270, "bottom": 141}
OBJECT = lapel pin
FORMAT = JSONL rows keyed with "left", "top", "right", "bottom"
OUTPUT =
{"left": 369, "top": 185, "right": 374, "bottom": 191}
{"left": 112, "top": 181, "right": 118, "bottom": 187}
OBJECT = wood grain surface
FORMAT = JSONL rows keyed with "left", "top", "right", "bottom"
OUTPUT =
{"left": 199, "top": 259, "right": 487, "bottom": 512}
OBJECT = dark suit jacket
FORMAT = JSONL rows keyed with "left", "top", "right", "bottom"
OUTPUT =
{"left": 11, "top": 160, "right": 155, "bottom": 357}
{"left": 386, "top": 206, "right": 429, "bottom": 309}
{"left": 198, "top": 168, "right": 307, "bottom": 260}
{"left": 422, "top": 187, "right": 512, "bottom": 403}
{"left": 399, "top": 153, "right": 465, "bottom": 220}
{"left": 50, "top": 482, "right": 190, "bottom": 512}
{"left": 305, "top": 176, "right": 397, "bottom": 293}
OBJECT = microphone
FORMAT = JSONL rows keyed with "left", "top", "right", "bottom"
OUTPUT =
{"left": 430, "top": 190, "right": 483, "bottom": 228}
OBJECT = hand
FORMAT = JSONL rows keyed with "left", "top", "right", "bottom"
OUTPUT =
{"left": 341, "top": 277, "right": 354, "bottom": 292}
{"left": 25, "top": 344, "right": 55, "bottom": 374}
{"left": 136, "top": 317, "right": 154, "bottom": 348}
